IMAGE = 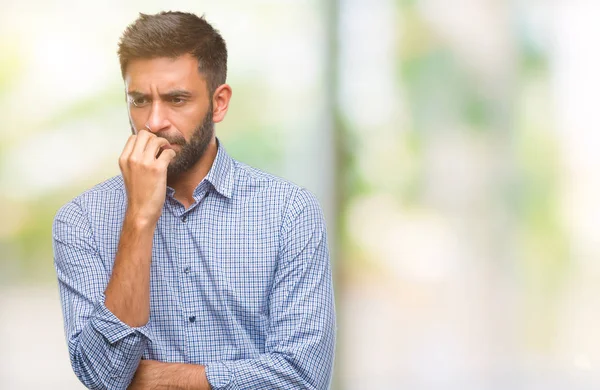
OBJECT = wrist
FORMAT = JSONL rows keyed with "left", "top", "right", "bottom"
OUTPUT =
{"left": 124, "top": 208, "right": 159, "bottom": 231}
{"left": 163, "top": 363, "right": 209, "bottom": 390}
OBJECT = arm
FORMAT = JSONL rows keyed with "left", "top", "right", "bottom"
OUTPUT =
{"left": 54, "top": 203, "right": 153, "bottom": 390}
{"left": 129, "top": 188, "right": 336, "bottom": 390}
{"left": 128, "top": 360, "right": 209, "bottom": 390}
{"left": 53, "top": 131, "right": 175, "bottom": 389}
{"left": 206, "top": 189, "right": 337, "bottom": 389}
{"left": 105, "top": 130, "right": 175, "bottom": 327}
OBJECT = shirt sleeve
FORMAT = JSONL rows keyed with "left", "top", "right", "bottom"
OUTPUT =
{"left": 205, "top": 188, "right": 337, "bottom": 390}
{"left": 53, "top": 200, "right": 152, "bottom": 390}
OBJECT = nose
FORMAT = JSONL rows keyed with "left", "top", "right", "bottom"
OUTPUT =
{"left": 145, "top": 101, "right": 170, "bottom": 133}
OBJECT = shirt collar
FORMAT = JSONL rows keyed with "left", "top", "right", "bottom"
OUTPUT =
{"left": 202, "top": 138, "right": 235, "bottom": 199}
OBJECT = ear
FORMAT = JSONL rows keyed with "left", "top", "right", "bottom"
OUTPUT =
{"left": 211, "top": 84, "right": 232, "bottom": 123}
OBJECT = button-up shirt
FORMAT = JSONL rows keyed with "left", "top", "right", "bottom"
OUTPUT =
{"left": 52, "top": 141, "right": 336, "bottom": 389}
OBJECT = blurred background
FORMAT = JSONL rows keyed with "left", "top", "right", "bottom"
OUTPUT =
{"left": 2, "top": 0, "right": 600, "bottom": 388}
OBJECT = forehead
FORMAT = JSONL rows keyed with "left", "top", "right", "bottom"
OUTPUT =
{"left": 124, "top": 54, "right": 207, "bottom": 93}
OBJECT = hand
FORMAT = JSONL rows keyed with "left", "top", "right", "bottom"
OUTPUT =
{"left": 119, "top": 130, "right": 176, "bottom": 225}
{"left": 128, "top": 360, "right": 210, "bottom": 390}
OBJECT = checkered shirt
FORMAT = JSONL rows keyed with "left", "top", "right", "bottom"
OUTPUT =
{"left": 52, "top": 141, "right": 336, "bottom": 389}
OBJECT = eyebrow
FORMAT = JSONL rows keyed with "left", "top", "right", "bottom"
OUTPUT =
{"left": 127, "top": 89, "right": 194, "bottom": 99}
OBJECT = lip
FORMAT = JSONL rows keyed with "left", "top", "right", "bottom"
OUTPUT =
{"left": 160, "top": 143, "right": 182, "bottom": 151}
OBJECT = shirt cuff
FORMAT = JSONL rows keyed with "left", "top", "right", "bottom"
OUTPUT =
{"left": 206, "top": 361, "right": 233, "bottom": 390}
{"left": 90, "top": 293, "right": 154, "bottom": 344}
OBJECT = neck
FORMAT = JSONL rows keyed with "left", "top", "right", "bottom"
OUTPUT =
{"left": 167, "top": 137, "right": 218, "bottom": 209}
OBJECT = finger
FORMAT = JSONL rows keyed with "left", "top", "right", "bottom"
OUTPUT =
{"left": 120, "top": 134, "right": 136, "bottom": 161}
{"left": 131, "top": 130, "right": 153, "bottom": 158}
{"left": 156, "top": 148, "right": 176, "bottom": 167}
{"left": 143, "top": 137, "right": 170, "bottom": 162}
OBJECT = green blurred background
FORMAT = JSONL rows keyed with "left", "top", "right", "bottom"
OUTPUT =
{"left": 2, "top": 0, "right": 600, "bottom": 389}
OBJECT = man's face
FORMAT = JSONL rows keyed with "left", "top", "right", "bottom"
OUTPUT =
{"left": 124, "top": 54, "right": 214, "bottom": 176}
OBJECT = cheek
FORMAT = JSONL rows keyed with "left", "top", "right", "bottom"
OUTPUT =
{"left": 171, "top": 106, "right": 206, "bottom": 138}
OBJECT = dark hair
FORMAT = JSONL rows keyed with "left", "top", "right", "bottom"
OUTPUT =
{"left": 117, "top": 11, "right": 227, "bottom": 95}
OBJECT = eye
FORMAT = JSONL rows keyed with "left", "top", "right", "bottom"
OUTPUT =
{"left": 170, "top": 97, "right": 186, "bottom": 106}
{"left": 130, "top": 97, "right": 150, "bottom": 108}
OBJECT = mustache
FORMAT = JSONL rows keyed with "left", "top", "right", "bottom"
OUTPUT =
{"left": 128, "top": 122, "right": 187, "bottom": 146}
{"left": 128, "top": 125, "right": 186, "bottom": 147}
{"left": 156, "top": 134, "right": 186, "bottom": 146}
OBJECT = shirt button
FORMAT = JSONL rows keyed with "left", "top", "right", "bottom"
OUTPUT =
{"left": 189, "top": 316, "right": 196, "bottom": 323}
{"left": 184, "top": 267, "right": 191, "bottom": 274}
{"left": 181, "top": 215, "right": 187, "bottom": 223}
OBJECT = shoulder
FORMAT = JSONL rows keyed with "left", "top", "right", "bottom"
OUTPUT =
{"left": 233, "top": 161, "right": 321, "bottom": 210}
{"left": 233, "top": 161, "right": 296, "bottom": 190}
{"left": 232, "top": 162, "right": 324, "bottom": 230}
{"left": 54, "top": 175, "right": 125, "bottom": 226}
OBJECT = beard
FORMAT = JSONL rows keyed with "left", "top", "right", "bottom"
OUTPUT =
{"left": 157, "top": 107, "right": 214, "bottom": 178}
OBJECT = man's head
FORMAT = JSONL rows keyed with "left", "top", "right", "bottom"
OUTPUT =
{"left": 118, "top": 12, "right": 231, "bottom": 176}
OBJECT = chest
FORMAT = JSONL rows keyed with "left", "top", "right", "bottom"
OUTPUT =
{"left": 150, "top": 205, "right": 281, "bottom": 311}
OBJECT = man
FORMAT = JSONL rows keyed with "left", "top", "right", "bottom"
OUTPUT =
{"left": 52, "top": 11, "right": 336, "bottom": 390}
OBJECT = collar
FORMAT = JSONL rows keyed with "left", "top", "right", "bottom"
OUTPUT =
{"left": 199, "top": 138, "right": 235, "bottom": 199}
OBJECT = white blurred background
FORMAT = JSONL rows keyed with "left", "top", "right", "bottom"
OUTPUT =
{"left": 2, "top": 0, "right": 600, "bottom": 389}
